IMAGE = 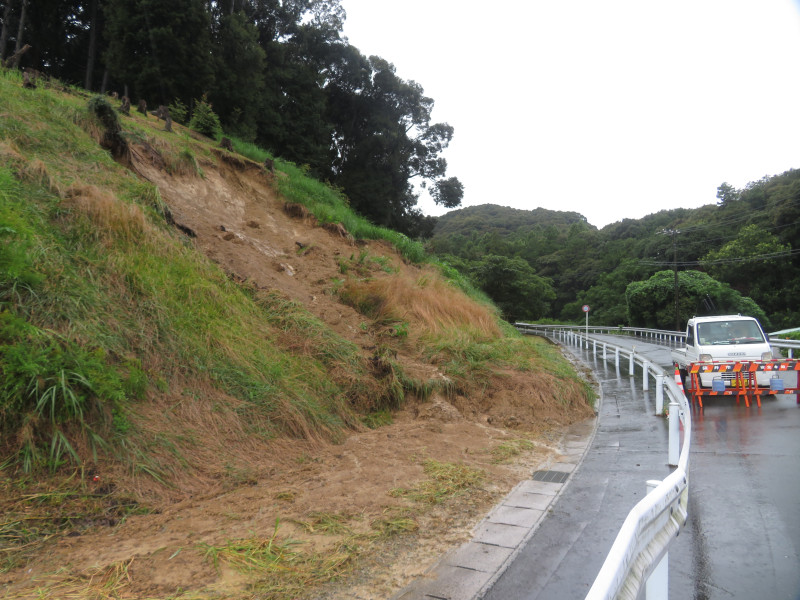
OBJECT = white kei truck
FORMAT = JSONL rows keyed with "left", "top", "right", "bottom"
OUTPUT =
{"left": 671, "top": 315, "right": 775, "bottom": 390}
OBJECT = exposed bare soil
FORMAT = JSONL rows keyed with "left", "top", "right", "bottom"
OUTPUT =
{"left": 1, "top": 132, "right": 594, "bottom": 599}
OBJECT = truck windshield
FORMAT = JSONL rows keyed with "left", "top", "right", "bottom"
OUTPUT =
{"left": 696, "top": 321, "right": 765, "bottom": 345}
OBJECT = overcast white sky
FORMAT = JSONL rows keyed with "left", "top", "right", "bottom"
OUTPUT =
{"left": 340, "top": 0, "right": 800, "bottom": 228}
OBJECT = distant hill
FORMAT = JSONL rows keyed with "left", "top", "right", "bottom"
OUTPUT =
{"left": 432, "top": 204, "right": 591, "bottom": 237}
{"left": 427, "top": 175, "right": 800, "bottom": 330}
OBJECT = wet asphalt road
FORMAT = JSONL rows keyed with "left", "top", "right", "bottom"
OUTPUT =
{"left": 484, "top": 335, "right": 800, "bottom": 600}
{"left": 671, "top": 389, "right": 800, "bottom": 599}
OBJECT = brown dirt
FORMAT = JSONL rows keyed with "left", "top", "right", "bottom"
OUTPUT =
{"left": 1, "top": 134, "right": 595, "bottom": 599}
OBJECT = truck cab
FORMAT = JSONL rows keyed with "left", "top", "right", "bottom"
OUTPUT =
{"left": 672, "top": 315, "right": 773, "bottom": 388}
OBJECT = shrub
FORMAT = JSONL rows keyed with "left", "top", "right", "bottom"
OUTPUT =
{"left": 188, "top": 95, "right": 222, "bottom": 139}
{"left": 87, "top": 95, "right": 129, "bottom": 159}
{"left": 168, "top": 98, "right": 189, "bottom": 124}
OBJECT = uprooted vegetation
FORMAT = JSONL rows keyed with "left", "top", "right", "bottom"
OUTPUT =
{"left": 0, "top": 69, "right": 595, "bottom": 599}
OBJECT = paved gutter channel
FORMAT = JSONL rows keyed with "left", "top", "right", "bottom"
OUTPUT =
{"left": 394, "top": 335, "right": 674, "bottom": 600}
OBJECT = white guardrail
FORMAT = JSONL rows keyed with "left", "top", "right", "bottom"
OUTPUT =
{"left": 771, "top": 338, "right": 800, "bottom": 358}
{"left": 514, "top": 322, "right": 799, "bottom": 357}
{"left": 515, "top": 323, "right": 691, "bottom": 600}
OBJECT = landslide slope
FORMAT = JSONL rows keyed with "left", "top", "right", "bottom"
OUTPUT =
{"left": 0, "top": 71, "right": 594, "bottom": 599}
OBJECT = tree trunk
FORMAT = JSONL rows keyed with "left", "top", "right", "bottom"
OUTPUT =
{"left": 14, "top": 0, "right": 27, "bottom": 52}
{"left": 100, "top": 66, "right": 109, "bottom": 94}
{"left": 0, "top": 0, "right": 14, "bottom": 62}
{"left": 84, "top": 0, "right": 99, "bottom": 90}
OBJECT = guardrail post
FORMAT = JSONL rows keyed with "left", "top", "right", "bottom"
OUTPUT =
{"left": 645, "top": 480, "right": 669, "bottom": 600}
{"left": 642, "top": 361, "right": 650, "bottom": 391}
{"left": 593, "top": 339, "right": 597, "bottom": 356}
{"left": 602, "top": 343, "right": 607, "bottom": 360}
{"left": 614, "top": 347, "right": 619, "bottom": 369}
{"left": 669, "top": 400, "right": 680, "bottom": 467}
{"left": 629, "top": 350, "right": 635, "bottom": 376}
{"left": 655, "top": 375, "right": 664, "bottom": 415}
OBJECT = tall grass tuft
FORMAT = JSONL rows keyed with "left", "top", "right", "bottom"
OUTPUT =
{"left": 340, "top": 270, "right": 501, "bottom": 337}
{"left": 62, "top": 184, "right": 151, "bottom": 245}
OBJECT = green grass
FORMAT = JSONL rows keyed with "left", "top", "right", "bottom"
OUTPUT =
{"left": 390, "top": 459, "right": 485, "bottom": 505}
{"left": 491, "top": 438, "right": 536, "bottom": 463}
{"left": 295, "top": 511, "right": 353, "bottom": 535}
{"left": 0, "top": 73, "right": 366, "bottom": 471}
{"left": 200, "top": 519, "right": 359, "bottom": 598}
{"left": 420, "top": 328, "right": 595, "bottom": 405}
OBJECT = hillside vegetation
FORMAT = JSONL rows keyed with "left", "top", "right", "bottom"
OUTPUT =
{"left": 0, "top": 70, "right": 594, "bottom": 599}
{"left": 3, "top": 0, "right": 462, "bottom": 237}
{"left": 430, "top": 178, "right": 800, "bottom": 329}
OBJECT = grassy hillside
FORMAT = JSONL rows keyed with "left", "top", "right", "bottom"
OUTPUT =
{"left": 1, "top": 73, "right": 363, "bottom": 472}
{"left": 0, "top": 69, "right": 594, "bottom": 598}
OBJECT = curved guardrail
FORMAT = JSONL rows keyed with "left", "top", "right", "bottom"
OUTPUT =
{"left": 516, "top": 323, "right": 691, "bottom": 600}
{"left": 517, "top": 321, "right": 800, "bottom": 357}
{"left": 516, "top": 322, "right": 687, "bottom": 346}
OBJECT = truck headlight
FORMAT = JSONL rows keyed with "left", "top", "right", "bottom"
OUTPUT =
{"left": 699, "top": 354, "right": 713, "bottom": 362}
{"left": 761, "top": 351, "right": 773, "bottom": 361}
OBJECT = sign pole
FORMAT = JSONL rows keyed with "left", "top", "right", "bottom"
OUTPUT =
{"left": 583, "top": 305, "right": 590, "bottom": 347}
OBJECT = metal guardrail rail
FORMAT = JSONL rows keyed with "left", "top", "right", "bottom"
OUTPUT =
{"left": 515, "top": 323, "right": 687, "bottom": 346}
{"left": 515, "top": 323, "right": 691, "bottom": 600}
{"left": 770, "top": 338, "right": 800, "bottom": 358}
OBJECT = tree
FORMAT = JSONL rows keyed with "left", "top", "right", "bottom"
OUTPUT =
{"left": 430, "top": 176, "right": 463, "bottom": 209}
{"left": 0, "top": 1, "right": 14, "bottom": 62}
{"left": 255, "top": 22, "right": 335, "bottom": 169}
{"left": 84, "top": 0, "right": 101, "bottom": 90}
{"left": 703, "top": 224, "right": 792, "bottom": 322}
{"left": 104, "top": 0, "right": 214, "bottom": 105}
{"left": 625, "top": 270, "right": 769, "bottom": 330}
{"left": 716, "top": 182, "right": 739, "bottom": 207}
{"left": 561, "top": 259, "right": 649, "bottom": 326}
{"left": 466, "top": 255, "right": 555, "bottom": 323}
{"left": 209, "top": 11, "right": 266, "bottom": 141}
{"left": 5, "top": 0, "right": 91, "bottom": 81}
{"left": 188, "top": 95, "right": 222, "bottom": 139}
{"left": 325, "top": 54, "right": 462, "bottom": 231}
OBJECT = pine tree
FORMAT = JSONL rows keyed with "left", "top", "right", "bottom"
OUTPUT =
{"left": 188, "top": 95, "right": 222, "bottom": 139}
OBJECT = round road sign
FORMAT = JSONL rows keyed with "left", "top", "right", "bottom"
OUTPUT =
{"left": 582, "top": 305, "right": 590, "bottom": 313}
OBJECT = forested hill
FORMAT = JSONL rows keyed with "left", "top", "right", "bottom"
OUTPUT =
{"left": 428, "top": 171, "right": 800, "bottom": 331}
{"left": 432, "top": 204, "right": 590, "bottom": 237}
